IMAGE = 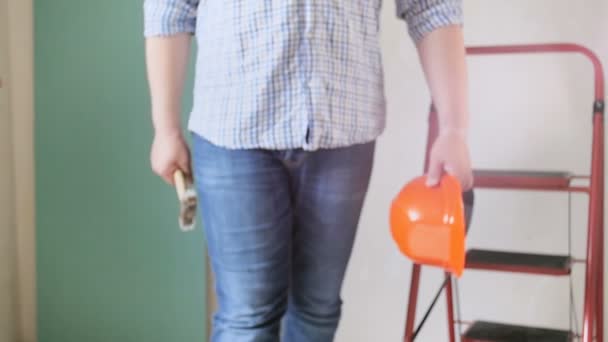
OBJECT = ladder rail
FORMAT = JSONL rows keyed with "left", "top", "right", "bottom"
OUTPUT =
{"left": 585, "top": 111, "right": 604, "bottom": 342}
{"left": 465, "top": 43, "right": 604, "bottom": 100}
{"left": 466, "top": 43, "right": 606, "bottom": 342}
{"left": 403, "top": 264, "right": 421, "bottom": 341}
{"left": 445, "top": 273, "right": 457, "bottom": 342}
{"left": 467, "top": 43, "right": 605, "bottom": 342}
{"left": 402, "top": 43, "right": 605, "bottom": 342}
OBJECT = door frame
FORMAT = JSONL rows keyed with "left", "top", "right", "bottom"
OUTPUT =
{"left": 6, "top": 0, "right": 36, "bottom": 341}
{"left": 0, "top": 0, "right": 17, "bottom": 339}
{"left": 8, "top": 3, "right": 219, "bottom": 341}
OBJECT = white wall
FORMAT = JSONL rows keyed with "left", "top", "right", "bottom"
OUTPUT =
{"left": 2, "top": 1, "right": 605, "bottom": 342}
{"left": 338, "top": 1, "right": 608, "bottom": 341}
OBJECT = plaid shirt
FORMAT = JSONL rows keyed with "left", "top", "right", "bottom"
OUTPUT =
{"left": 144, "top": 0, "right": 463, "bottom": 150}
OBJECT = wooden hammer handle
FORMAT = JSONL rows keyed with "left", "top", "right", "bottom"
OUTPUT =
{"left": 173, "top": 169, "right": 187, "bottom": 200}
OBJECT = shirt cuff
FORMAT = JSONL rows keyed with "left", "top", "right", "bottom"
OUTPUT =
{"left": 397, "top": 0, "right": 463, "bottom": 43}
{"left": 143, "top": 0, "right": 198, "bottom": 37}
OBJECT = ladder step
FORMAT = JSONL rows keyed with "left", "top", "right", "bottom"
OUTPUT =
{"left": 462, "top": 321, "right": 572, "bottom": 341}
{"left": 473, "top": 169, "right": 572, "bottom": 190}
{"left": 466, "top": 249, "right": 571, "bottom": 275}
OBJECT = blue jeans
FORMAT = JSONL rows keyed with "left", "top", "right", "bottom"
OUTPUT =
{"left": 191, "top": 134, "right": 375, "bottom": 342}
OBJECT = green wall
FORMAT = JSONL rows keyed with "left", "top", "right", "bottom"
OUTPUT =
{"left": 34, "top": 1, "right": 207, "bottom": 341}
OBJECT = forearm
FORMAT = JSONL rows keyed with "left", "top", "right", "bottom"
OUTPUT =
{"left": 416, "top": 25, "right": 469, "bottom": 134}
{"left": 145, "top": 34, "right": 192, "bottom": 135}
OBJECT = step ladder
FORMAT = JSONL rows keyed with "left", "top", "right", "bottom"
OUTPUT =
{"left": 403, "top": 43, "right": 605, "bottom": 342}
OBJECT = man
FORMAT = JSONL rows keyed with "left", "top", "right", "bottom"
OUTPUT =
{"left": 143, "top": 0, "right": 473, "bottom": 341}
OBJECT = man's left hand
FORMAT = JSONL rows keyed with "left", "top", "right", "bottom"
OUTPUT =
{"left": 425, "top": 130, "right": 473, "bottom": 190}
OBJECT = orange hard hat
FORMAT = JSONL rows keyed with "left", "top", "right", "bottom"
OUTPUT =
{"left": 390, "top": 174, "right": 466, "bottom": 277}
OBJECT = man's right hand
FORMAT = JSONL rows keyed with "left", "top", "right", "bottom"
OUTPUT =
{"left": 145, "top": 33, "right": 194, "bottom": 185}
{"left": 150, "top": 130, "right": 191, "bottom": 185}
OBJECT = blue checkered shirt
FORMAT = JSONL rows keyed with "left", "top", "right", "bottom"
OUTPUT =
{"left": 144, "top": 0, "right": 463, "bottom": 150}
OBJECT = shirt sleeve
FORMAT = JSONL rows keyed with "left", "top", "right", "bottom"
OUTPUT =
{"left": 395, "top": 0, "right": 463, "bottom": 43}
{"left": 143, "top": 0, "right": 199, "bottom": 37}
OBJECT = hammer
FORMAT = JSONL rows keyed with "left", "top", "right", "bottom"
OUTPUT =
{"left": 173, "top": 169, "right": 197, "bottom": 232}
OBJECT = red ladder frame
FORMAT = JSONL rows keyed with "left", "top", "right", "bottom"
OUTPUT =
{"left": 403, "top": 43, "right": 605, "bottom": 342}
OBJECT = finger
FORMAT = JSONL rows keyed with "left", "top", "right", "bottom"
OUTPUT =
{"left": 444, "top": 164, "right": 456, "bottom": 176}
{"left": 176, "top": 147, "right": 192, "bottom": 175}
{"left": 151, "top": 165, "right": 171, "bottom": 184}
{"left": 444, "top": 163, "right": 471, "bottom": 190}
{"left": 162, "top": 165, "right": 178, "bottom": 185}
{"left": 426, "top": 158, "right": 443, "bottom": 187}
{"left": 162, "top": 171, "right": 175, "bottom": 185}
{"left": 463, "top": 172, "right": 474, "bottom": 191}
{"left": 444, "top": 164, "right": 463, "bottom": 186}
{"left": 178, "top": 156, "right": 191, "bottom": 176}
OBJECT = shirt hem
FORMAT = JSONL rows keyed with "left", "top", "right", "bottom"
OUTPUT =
{"left": 187, "top": 126, "right": 384, "bottom": 151}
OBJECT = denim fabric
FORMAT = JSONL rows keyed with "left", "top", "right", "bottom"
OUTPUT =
{"left": 191, "top": 133, "right": 375, "bottom": 342}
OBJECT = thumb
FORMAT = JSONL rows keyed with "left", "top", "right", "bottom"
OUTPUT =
{"left": 426, "top": 158, "right": 443, "bottom": 187}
